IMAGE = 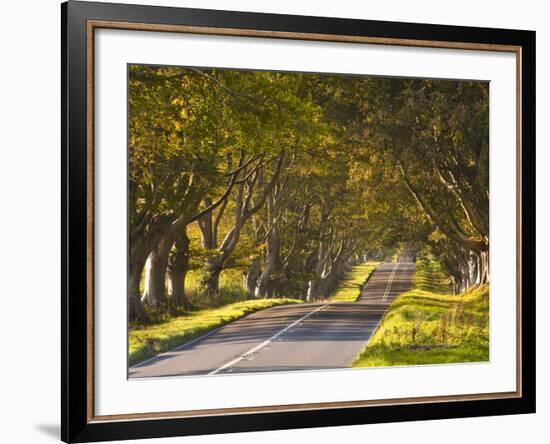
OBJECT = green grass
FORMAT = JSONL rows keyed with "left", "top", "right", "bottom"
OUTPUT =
{"left": 129, "top": 298, "right": 303, "bottom": 366}
{"left": 414, "top": 258, "right": 452, "bottom": 293}
{"left": 186, "top": 268, "right": 249, "bottom": 306}
{"left": 330, "top": 262, "right": 379, "bottom": 302}
{"left": 352, "top": 260, "right": 489, "bottom": 368}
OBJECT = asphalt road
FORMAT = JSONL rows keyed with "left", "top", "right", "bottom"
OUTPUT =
{"left": 129, "top": 261, "right": 415, "bottom": 378}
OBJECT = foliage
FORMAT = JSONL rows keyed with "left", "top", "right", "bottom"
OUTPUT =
{"left": 127, "top": 64, "right": 490, "bottom": 325}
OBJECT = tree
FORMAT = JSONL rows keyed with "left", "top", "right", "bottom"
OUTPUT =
{"left": 128, "top": 66, "right": 490, "bottom": 321}
{"left": 356, "top": 78, "right": 489, "bottom": 288}
{"left": 128, "top": 65, "right": 262, "bottom": 311}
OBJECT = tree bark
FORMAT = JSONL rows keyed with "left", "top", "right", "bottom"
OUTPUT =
{"left": 255, "top": 226, "right": 281, "bottom": 298}
{"left": 128, "top": 251, "right": 146, "bottom": 320}
{"left": 200, "top": 256, "right": 223, "bottom": 299}
{"left": 128, "top": 214, "right": 173, "bottom": 318}
{"left": 245, "top": 256, "right": 261, "bottom": 296}
{"left": 479, "top": 249, "right": 489, "bottom": 284}
{"left": 167, "top": 230, "right": 191, "bottom": 308}
{"left": 142, "top": 235, "right": 173, "bottom": 307}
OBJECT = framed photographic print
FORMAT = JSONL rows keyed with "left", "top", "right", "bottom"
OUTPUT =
{"left": 61, "top": 1, "right": 536, "bottom": 442}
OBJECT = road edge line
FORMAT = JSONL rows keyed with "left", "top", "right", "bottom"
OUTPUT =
{"left": 130, "top": 302, "right": 300, "bottom": 371}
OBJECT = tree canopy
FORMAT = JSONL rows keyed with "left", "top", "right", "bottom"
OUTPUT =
{"left": 128, "top": 64, "right": 489, "bottom": 321}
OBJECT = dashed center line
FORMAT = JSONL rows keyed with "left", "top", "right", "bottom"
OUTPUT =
{"left": 382, "top": 262, "right": 399, "bottom": 302}
{"left": 208, "top": 303, "right": 330, "bottom": 375}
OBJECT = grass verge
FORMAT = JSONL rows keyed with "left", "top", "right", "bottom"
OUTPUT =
{"left": 129, "top": 298, "right": 303, "bottom": 367}
{"left": 352, "top": 260, "right": 489, "bottom": 367}
{"left": 186, "top": 268, "right": 250, "bottom": 306}
{"left": 414, "top": 258, "right": 452, "bottom": 293}
{"left": 329, "top": 262, "right": 379, "bottom": 302}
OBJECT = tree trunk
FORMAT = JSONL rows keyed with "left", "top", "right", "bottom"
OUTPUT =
{"left": 480, "top": 249, "right": 489, "bottom": 284}
{"left": 336, "top": 260, "right": 348, "bottom": 280}
{"left": 307, "top": 270, "right": 336, "bottom": 300}
{"left": 306, "top": 243, "right": 327, "bottom": 301}
{"left": 128, "top": 240, "right": 149, "bottom": 320}
{"left": 255, "top": 226, "right": 281, "bottom": 298}
{"left": 167, "top": 230, "right": 191, "bottom": 308}
{"left": 128, "top": 214, "right": 174, "bottom": 318}
{"left": 143, "top": 237, "right": 172, "bottom": 307}
{"left": 245, "top": 256, "right": 261, "bottom": 296}
{"left": 307, "top": 262, "right": 338, "bottom": 300}
{"left": 306, "top": 278, "right": 319, "bottom": 302}
{"left": 318, "top": 267, "right": 339, "bottom": 297}
{"left": 200, "top": 256, "right": 222, "bottom": 299}
{"left": 128, "top": 257, "right": 145, "bottom": 320}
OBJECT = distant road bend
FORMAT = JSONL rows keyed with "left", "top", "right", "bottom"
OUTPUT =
{"left": 129, "top": 261, "right": 415, "bottom": 378}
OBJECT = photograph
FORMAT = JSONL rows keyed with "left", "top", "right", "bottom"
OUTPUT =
{"left": 127, "top": 64, "right": 490, "bottom": 378}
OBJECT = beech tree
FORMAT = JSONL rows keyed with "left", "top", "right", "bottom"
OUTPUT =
{"left": 128, "top": 65, "right": 489, "bottom": 320}
{"left": 357, "top": 78, "right": 489, "bottom": 289}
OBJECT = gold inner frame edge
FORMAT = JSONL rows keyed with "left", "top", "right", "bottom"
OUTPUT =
{"left": 85, "top": 19, "right": 523, "bottom": 423}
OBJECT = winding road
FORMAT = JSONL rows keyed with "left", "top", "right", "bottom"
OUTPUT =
{"left": 129, "top": 261, "right": 415, "bottom": 378}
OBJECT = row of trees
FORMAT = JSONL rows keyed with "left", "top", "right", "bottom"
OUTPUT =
{"left": 128, "top": 65, "right": 489, "bottom": 320}
{"left": 360, "top": 78, "right": 489, "bottom": 293}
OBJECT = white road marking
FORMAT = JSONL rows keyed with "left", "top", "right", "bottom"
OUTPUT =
{"left": 208, "top": 303, "right": 331, "bottom": 375}
{"left": 130, "top": 323, "right": 225, "bottom": 370}
{"left": 130, "top": 303, "right": 294, "bottom": 370}
{"left": 382, "top": 262, "right": 399, "bottom": 302}
{"left": 129, "top": 316, "right": 243, "bottom": 370}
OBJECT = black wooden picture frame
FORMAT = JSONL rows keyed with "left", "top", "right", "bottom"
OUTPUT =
{"left": 62, "top": 1, "right": 536, "bottom": 442}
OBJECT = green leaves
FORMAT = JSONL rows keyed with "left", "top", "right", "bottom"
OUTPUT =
{"left": 128, "top": 64, "right": 489, "bottom": 305}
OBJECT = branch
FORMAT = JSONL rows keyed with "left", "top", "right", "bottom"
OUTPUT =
{"left": 244, "top": 151, "right": 286, "bottom": 219}
{"left": 131, "top": 67, "right": 265, "bottom": 107}
{"left": 188, "top": 156, "right": 242, "bottom": 223}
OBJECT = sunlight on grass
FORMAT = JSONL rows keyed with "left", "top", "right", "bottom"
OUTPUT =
{"left": 352, "top": 260, "right": 489, "bottom": 367}
{"left": 129, "top": 298, "right": 303, "bottom": 366}
{"left": 186, "top": 268, "right": 249, "bottom": 306}
{"left": 414, "top": 258, "right": 452, "bottom": 293}
{"left": 329, "top": 262, "right": 379, "bottom": 302}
